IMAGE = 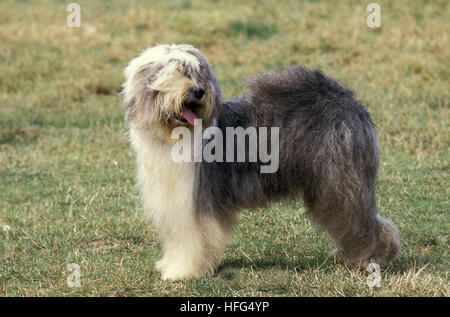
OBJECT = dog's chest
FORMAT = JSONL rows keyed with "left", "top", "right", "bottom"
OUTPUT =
{"left": 132, "top": 130, "right": 195, "bottom": 212}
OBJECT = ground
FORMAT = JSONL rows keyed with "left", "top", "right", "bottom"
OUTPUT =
{"left": 0, "top": 0, "right": 448, "bottom": 296}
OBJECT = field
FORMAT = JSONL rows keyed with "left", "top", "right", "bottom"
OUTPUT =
{"left": 0, "top": 0, "right": 448, "bottom": 296}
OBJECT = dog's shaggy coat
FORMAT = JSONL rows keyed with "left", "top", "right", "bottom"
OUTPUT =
{"left": 123, "top": 44, "right": 400, "bottom": 280}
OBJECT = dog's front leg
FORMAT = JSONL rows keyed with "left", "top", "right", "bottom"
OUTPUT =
{"left": 152, "top": 206, "right": 204, "bottom": 280}
{"left": 154, "top": 211, "right": 233, "bottom": 281}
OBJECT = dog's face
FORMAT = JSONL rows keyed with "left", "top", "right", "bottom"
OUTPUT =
{"left": 123, "top": 44, "right": 222, "bottom": 140}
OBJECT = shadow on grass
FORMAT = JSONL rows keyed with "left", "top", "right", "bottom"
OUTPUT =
{"left": 219, "top": 251, "right": 334, "bottom": 274}
{"left": 219, "top": 248, "right": 442, "bottom": 277}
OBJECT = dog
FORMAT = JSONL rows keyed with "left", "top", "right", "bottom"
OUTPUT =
{"left": 122, "top": 44, "right": 400, "bottom": 280}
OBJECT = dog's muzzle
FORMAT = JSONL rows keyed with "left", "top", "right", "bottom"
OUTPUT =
{"left": 178, "top": 86, "right": 205, "bottom": 126}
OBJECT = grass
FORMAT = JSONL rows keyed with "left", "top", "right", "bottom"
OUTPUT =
{"left": 0, "top": 0, "right": 448, "bottom": 296}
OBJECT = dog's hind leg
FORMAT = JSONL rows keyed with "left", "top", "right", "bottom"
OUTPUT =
{"left": 305, "top": 195, "right": 400, "bottom": 269}
{"left": 197, "top": 214, "right": 236, "bottom": 275}
{"left": 303, "top": 122, "right": 400, "bottom": 269}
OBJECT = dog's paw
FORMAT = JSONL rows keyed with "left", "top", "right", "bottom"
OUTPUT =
{"left": 331, "top": 248, "right": 346, "bottom": 262}
{"left": 161, "top": 270, "right": 184, "bottom": 281}
{"left": 155, "top": 254, "right": 218, "bottom": 281}
{"left": 160, "top": 267, "right": 198, "bottom": 281}
{"left": 158, "top": 263, "right": 214, "bottom": 281}
{"left": 155, "top": 258, "right": 196, "bottom": 281}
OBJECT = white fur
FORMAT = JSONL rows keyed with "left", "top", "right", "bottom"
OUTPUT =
{"left": 130, "top": 128, "right": 201, "bottom": 280}
{"left": 124, "top": 44, "right": 233, "bottom": 280}
{"left": 129, "top": 128, "right": 232, "bottom": 280}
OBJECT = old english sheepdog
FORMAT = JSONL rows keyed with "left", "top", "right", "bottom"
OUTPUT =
{"left": 122, "top": 44, "right": 400, "bottom": 280}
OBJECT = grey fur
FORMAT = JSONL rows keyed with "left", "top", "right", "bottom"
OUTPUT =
{"left": 195, "top": 66, "right": 400, "bottom": 268}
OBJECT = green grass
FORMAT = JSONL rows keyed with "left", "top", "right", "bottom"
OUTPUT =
{"left": 0, "top": 0, "right": 448, "bottom": 296}
{"left": 227, "top": 20, "right": 279, "bottom": 39}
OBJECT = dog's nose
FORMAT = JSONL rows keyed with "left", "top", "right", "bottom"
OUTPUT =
{"left": 190, "top": 87, "right": 205, "bottom": 100}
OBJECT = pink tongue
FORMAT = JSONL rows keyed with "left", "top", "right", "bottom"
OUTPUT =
{"left": 182, "top": 108, "right": 198, "bottom": 126}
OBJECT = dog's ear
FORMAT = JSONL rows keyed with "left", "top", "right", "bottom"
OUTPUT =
{"left": 124, "top": 95, "right": 139, "bottom": 123}
{"left": 123, "top": 68, "right": 146, "bottom": 123}
{"left": 209, "top": 79, "right": 223, "bottom": 121}
{"left": 122, "top": 62, "right": 160, "bottom": 124}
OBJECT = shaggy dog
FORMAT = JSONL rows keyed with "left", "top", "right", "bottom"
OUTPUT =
{"left": 122, "top": 44, "right": 400, "bottom": 280}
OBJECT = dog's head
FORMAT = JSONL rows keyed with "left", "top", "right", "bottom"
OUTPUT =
{"left": 122, "top": 44, "right": 222, "bottom": 139}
